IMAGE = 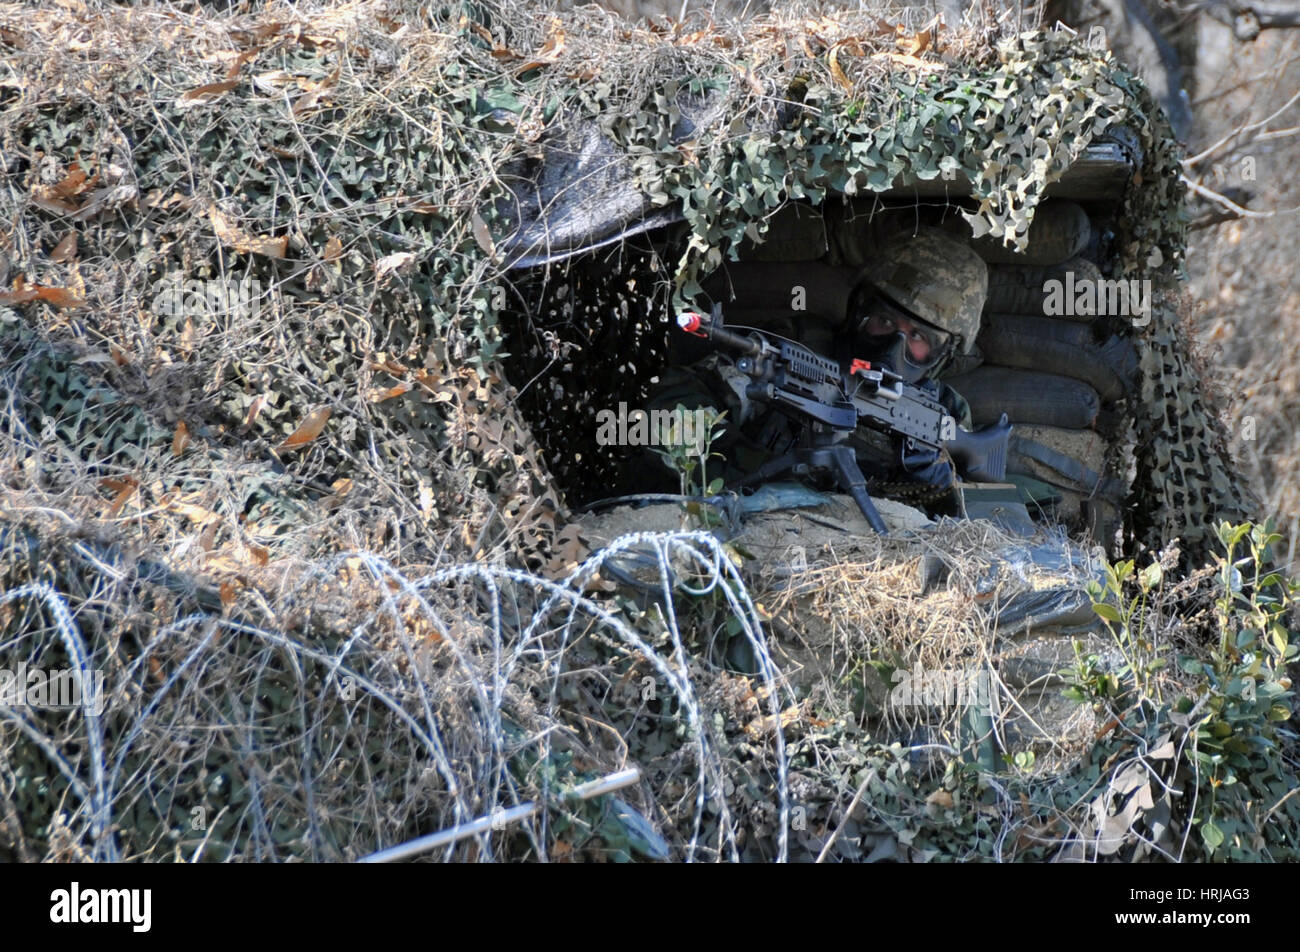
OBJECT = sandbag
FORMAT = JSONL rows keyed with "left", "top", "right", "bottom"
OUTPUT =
{"left": 943, "top": 367, "right": 1100, "bottom": 429}
{"left": 984, "top": 256, "right": 1104, "bottom": 317}
{"left": 1007, "top": 424, "right": 1123, "bottom": 499}
{"left": 940, "top": 200, "right": 1092, "bottom": 266}
{"left": 1007, "top": 425, "right": 1125, "bottom": 536}
{"left": 977, "top": 313, "right": 1139, "bottom": 402}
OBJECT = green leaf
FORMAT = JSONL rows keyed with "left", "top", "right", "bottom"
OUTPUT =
{"left": 1270, "top": 624, "right": 1289, "bottom": 656}
{"left": 1092, "top": 602, "right": 1122, "bottom": 623}
{"left": 1201, "top": 820, "right": 1224, "bottom": 851}
{"left": 1178, "top": 657, "right": 1203, "bottom": 675}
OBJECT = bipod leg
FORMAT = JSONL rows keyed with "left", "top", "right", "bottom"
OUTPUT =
{"left": 825, "top": 446, "right": 888, "bottom": 534}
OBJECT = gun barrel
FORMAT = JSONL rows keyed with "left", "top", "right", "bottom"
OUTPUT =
{"left": 677, "top": 312, "right": 762, "bottom": 357}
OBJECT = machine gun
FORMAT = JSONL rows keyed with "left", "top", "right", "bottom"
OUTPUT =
{"left": 677, "top": 305, "right": 1012, "bottom": 534}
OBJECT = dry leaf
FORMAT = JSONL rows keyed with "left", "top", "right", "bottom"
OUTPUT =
{"left": 224, "top": 48, "right": 259, "bottom": 81}
{"left": 517, "top": 23, "right": 566, "bottom": 73}
{"left": 276, "top": 406, "right": 331, "bottom": 452}
{"left": 374, "top": 251, "right": 415, "bottom": 279}
{"left": 253, "top": 70, "right": 296, "bottom": 92}
{"left": 100, "top": 476, "right": 140, "bottom": 517}
{"left": 828, "top": 41, "right": 853, "bottom": 91}
{"left": 292, "top": 65, "right": 340, "bottom": 115}
{"left": 219, "top": 580, "right": 236, "bottom": 609}
{"left": 470, "top": 210, "right": 496, "bottom": 258}
{"left": 48, "top": 163, "right": 97, "bottom": 201}
{"left": 369, "top": 380, "right": 413, "bottom": 403}
{"left": 177, "top": 79, "right": 239, "bottom": 108}
{"left": 49, "top": 232, "right": 78, "bottom": 263}
{"left": 209, "top": 205, "right": 289, "bottom": 258}
{"left": 199, "top": 521, "right": 219, "bottom": 551}
{"left": 0, "top": 276, "right": 84, "bottom": 309}
{"left": 172, "top": 420, "right": 191, "bottom": 456}
{"left": 323, "top": 235, "right": 343, "bottom": 261}
{"left": 242, "top": 393, "right": 268, "bottom": 430}
{"left": 926, "top": 789, "right": 955, "bottom": 809}
{"left": 900, "top": 15, "right": 940, "bottom": 55}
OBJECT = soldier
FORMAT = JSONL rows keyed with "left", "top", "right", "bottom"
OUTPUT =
{"left": 641, "top": 227, "right": 989, "bottom": 499}
{"left": 844, "top": 227, "right": 987, "bottom": 487}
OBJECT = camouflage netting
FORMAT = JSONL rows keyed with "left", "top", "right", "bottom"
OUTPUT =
{"left": 0, "top": 0, "right": 1278, "bottom": 862}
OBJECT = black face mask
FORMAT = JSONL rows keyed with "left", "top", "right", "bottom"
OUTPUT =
{"left": 850, "top": 290, "right": 952, "bottom": 385}
{"left": 861, "top": 330, "right": 936, "bottom": 384}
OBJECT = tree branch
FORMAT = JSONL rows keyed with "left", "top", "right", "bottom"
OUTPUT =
{"left": 1197, "top": 1, "right": 1300, "bottom": 39}
{"left": 1184, "top": 85, "right": 1300, "bottom": 166}
{"left": 1182, "top": 173, "right": 1300, "bottom": 221}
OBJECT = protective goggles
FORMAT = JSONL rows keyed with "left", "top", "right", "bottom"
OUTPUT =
{"left": 852, "top": 292, "right": 953, "bottom": 366}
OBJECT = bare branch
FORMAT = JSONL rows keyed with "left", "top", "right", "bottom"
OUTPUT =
{"left": 1199, "top": 1, "right": 1300, "bottom": 37}
{"left": 1181, "top": 172, "right": 1300, "bottom": 220}
{"left": 1183, "top": 84, "right": 1300, "bottom": 166}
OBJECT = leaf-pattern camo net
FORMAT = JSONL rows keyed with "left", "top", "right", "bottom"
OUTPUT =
{"left": 0, "top": 0, "right": 1260, "bottom": 861}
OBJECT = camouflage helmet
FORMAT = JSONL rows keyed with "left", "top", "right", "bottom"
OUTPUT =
{"left": 853, "top": 228, "right": 987, "bottom": 354}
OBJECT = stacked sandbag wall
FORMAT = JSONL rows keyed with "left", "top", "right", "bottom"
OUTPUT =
{"left": 941, "top": 199, "right": 1139, "bottom": 549}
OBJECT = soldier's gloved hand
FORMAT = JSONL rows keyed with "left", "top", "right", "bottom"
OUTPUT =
{"left": 899, "top": 437, "right": 956, "bottom": 489}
